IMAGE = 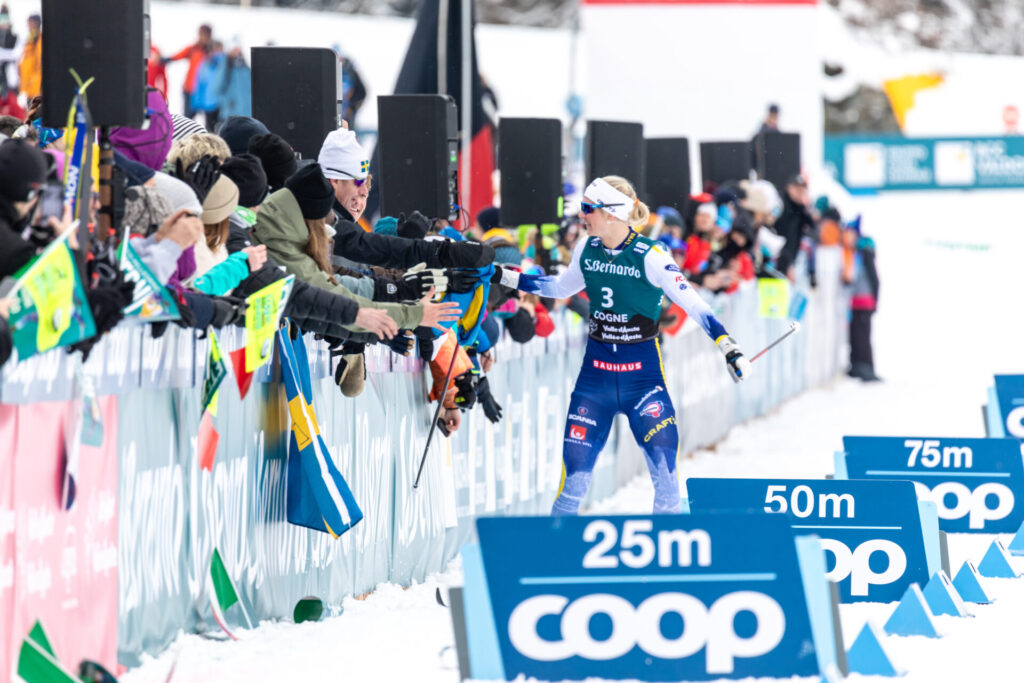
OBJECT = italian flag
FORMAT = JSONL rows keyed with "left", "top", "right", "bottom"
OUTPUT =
{"left": 208, "top": 548, "right": 252, "bottom": 639}
{"left": 16, "top": 621, "right": 79, "bottom": 683}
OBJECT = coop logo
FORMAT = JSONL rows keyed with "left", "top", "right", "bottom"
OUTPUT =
{"left": 569, "top": 425, "right": 588, "bottom": 441}
{"left": 640, "top": 401, "right": 665, "bottom": 419}
{"left": 507, "top": 591, "right": 785, "bottom": 674}
{"left": 913, "top": 481, "right": 1014, "bottom": 530}
{"left": 818, "top": 538, "right": 907, "bottom": 596}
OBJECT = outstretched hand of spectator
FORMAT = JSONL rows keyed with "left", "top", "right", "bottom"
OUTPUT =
{"left": 419, "top": 288, "right": 461, "bottom": 331}
{"left": 355, "top": 306, "right": 398, "bottom": 340}
{"left": 242, "top": 245, "right": 267, "bottom": 272}
{"left": 0, "top": 298, "right": 13, "bottom": 320}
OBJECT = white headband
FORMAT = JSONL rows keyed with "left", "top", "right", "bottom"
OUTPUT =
{"left": 583, "top": 178, "right": 635, "bottom": 222}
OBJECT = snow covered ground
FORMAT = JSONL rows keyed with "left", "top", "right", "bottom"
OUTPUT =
{"left": 120, "top": 184, "right": 1024, "bottom": 682}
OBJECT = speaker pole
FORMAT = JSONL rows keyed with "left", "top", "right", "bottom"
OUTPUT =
{"left": 459, "top": 0, "right": 472, "bottom": 227}
{"left": 97, "top": 127, "right": 114, "bottom": 240}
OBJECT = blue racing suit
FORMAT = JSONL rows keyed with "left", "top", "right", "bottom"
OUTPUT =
{"left": 498, "top": 230, "right": 731, "bottom": 515}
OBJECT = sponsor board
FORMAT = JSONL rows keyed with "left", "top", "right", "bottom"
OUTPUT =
{"left": 455, "top": 514, "right": 843, "bottom": 681}
{"left": 838, "top": 436, "right": 1024, "bottom": 533}
{"left": 687, "top": 478, "right": 941, "bottom": 602}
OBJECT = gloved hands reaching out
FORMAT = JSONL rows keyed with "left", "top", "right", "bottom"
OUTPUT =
{"left": 475, "top": 376, "right": 503, "bottom": 423}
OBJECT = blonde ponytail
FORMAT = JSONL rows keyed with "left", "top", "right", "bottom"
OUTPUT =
{"left": 602, "top": 175, "right": 650, "bottom": 228}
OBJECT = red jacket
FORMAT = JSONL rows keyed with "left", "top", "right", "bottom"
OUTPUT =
{"left": 682, "top": 234, "right": 711, "bottom": 275}
{"left": 533, "top": 302, "right": 554, "bottom": 338}
{"left": 168, "top": 43, "right": 207, "bottom": 94}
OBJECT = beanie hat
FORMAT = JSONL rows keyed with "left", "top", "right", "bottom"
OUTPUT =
{"left": 124, "top": 185, "right": 173, "bottom": 236}
{"left": 285, "top": 163, "right": 335, "bottom": 220}
{"left": 505, "top": 308, "right": 536, "bottom": 344}
{"left": 171, "top": 113, "right": 206, "bottom": 143}
{"left": 152, "top": 171, "right": 202, "bottom": 215}
{"left": 318, "top": 129, "right": 368, "bottom": 181}
{"left": 217, "top": 116, "right": 270, "bottom": 156}
{"left": 249, "top": 133, "right": 297, "bottom": 191}
{"left": 220, "top": 153, "right": 268, "bottom": 208}
{"left": 0, "top": 139, "right": 48, "bottom": 202}
{"left": 494, "top": 245, "right": 522, "bottom": 266}
{"left": 108, "top": 89, "right": 173, "bottom": 171}
{"left": 695, "top": 202, "right": 717, "bottom": 219}
{"left": 657, "top": 206, "right": 684, "bottom": 227}
{"left": 201, "top": 175, "right": 240, "bottom": 224}
{"left": 476, "top": 206, "right": 500, "bottom": 232}
{"left": 374, "top": 216, "right": 398, "bottom": 236}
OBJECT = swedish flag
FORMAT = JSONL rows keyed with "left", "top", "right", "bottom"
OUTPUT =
{"left": 278, "top": 328, "right": 363, "bottom": 536}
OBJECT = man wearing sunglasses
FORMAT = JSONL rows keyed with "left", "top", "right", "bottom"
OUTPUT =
{"left": 491, "top": 175, "right": 751, "bottom": 517}
{"left": 319, "top": 129, "right": 495, "bottom": 273}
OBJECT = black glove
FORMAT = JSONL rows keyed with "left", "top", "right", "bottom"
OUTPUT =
{"left": 176, "top": 154, "right": 221, "bottom": 203}
{"left": 384, "top": 331, "right": 415, "bottom": 356}
{"left": 445, "top": 268, "right": 480, "bottom": 294}
{"left": 373, "top": 273, "right": 423, "bottom": 302}
{"left": 436, "top": 240, "right": 495, "bottom": 269}
{"left": 476, "top": 376, "right": 503, "bottom": 423}
{"left": 397, "top": 210, "right": 431, "bottom": 240}
{"left": 453, "top": 371, "right": 478, "bottom": 410}
{"left": 209, "top": 295, "right": 247, "bottom": 328}
{"left": 400, "top": 263, "right": 444, "bottom": 298}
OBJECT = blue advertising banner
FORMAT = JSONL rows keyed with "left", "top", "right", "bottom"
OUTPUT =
{"left": 686, "top": 478, "right": 939, "bottom": 603}
{"left": 839, "top": 436, "right": 1024, "bottom": 533}
{"left": 460, "top": 514, "right": 842, "bottom": 682}
{"left": 990, "top": 375, "right": 1024, "bottom": 438}
{"left": 824, "top": 135, "right": 1024, "bottom": 192}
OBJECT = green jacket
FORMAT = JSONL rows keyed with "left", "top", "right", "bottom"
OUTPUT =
{"left": 251, "top": 189, "right": 423, "bottom": 330}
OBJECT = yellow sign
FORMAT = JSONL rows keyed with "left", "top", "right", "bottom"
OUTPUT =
{"left": 244, "top": 275, "right": 294, "bottom": 373}
{"left": 757, "top": 278, "right": 791, "bottom": 319}
{"left": 21, "top": 242, "right": 76, "bottom": 352}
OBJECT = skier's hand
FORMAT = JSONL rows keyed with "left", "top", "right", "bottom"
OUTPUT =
{"left": 453, "top": 371, "right": 477, "bottom": 410}
{"left": 717, "top": 335, "right": 751, "bottom": 383}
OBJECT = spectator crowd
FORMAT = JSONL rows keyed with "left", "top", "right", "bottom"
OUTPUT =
{"left": 0, "top": 18, "right": 879, "bottom": 438}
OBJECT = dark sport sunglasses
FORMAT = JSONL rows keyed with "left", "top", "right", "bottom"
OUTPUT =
{"left": 328, "top": 168, "right": 369, "bottom": 187}
{"left": 581, "top": 201, "right": 624, "bottom": 215}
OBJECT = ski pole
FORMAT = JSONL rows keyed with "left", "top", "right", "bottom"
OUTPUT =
{"left": 750, "top": 321, "right": 801, "bottom": 363}
{"left": 413, "top": 337, "right": 460, "bottom": 490}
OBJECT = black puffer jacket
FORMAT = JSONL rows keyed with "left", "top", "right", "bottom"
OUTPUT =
{"left": 773, "top": 193, "right": 815, "bottom": 274}
{"left": 331, "top": 202, "right": 494, "bottom": 269}
{"left": 0, "top": 198, "right": 36, "bottom": 280}
{"left": 226, "top": 217, "right": 378, "bottom": 344}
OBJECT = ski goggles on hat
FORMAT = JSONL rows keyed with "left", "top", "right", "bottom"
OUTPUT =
{"left": 580, "top": 200, "right": 624, "bottom": 215}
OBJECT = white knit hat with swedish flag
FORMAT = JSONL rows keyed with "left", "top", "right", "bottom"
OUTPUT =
{"left": 318, "top": 129, "right": 369, "bottom": 181}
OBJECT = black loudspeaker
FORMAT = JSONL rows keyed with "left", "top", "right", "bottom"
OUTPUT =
{"left": 41, "top": 0, "right": 147, "bottom": 127}
{"left": 377, "top": 94, "right": 459, "bottom": 220}
{"left": 251, "top": 47, "right": 341, "bottom": 160}
{"left": 499, "top": 118, "right": 563, "bottom": 226}
{"left": 699, "top": 141, "right": 752, "bottom": 188}
{"left": 644, "top": 138, "right": 691, "bottom": 212}
{"left": 586, "top": 121, "right": 645, "bottom": 197}
{"left": 755, "top": 132, "right": 801, "bottom": 193}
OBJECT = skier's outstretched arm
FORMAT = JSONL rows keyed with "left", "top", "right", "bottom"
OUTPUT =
{"left": 645, "top": 246, "right": 751, "bottom": 382}
{"left": 490, "top": 239, "right": 586, "bottom": 300}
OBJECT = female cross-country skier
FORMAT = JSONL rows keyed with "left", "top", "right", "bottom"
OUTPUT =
{"left": 491, "top": 176, "right": 752, "bottom": 515}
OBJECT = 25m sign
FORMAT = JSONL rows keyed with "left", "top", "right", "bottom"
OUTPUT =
{"left": 456, "top": 514, "right": 843, "bottom": 682}
{"left": 839, "top": 436, "right": 1024, "bottom": 533}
